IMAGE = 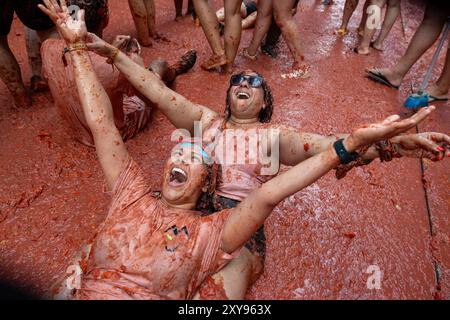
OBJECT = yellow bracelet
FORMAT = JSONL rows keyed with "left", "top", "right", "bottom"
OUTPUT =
{"left": 61, "top": 42, "right": 88, "bottom": 66}
{"left": 67, "top": 42, "right": 88, "bottom": 52}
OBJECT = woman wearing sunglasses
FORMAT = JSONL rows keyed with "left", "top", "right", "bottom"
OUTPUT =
{"left": 47, "top": 3, "right": 450, "bottom": 300}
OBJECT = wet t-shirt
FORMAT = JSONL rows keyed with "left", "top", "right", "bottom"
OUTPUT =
{"left": 41, "top": 39, "right": 150, "bottom": 147}
{"left": 76, "top": 157, "right": 238, "bottom": 300}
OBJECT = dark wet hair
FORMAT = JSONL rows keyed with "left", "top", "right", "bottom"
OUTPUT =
{"left": 196, "top": 162, "right": 221, "bottom": 213}
{"left": 68, "top": 0, "right": 109, "bottom": 34}
{"left": 224, "top": 71, "right": 274, "bottom": 123}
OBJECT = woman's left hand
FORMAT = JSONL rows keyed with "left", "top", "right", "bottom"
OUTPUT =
{"left": 390, "top": 132, "right": 450, "bottom": 161}
{"left": 38, "top": 0, "right": 87, "bottom": 44}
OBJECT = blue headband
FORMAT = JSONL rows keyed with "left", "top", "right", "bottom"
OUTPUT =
{"left": 177, "top": 142, "right": 211, "bottom": 161}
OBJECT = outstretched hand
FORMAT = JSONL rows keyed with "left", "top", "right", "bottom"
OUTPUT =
{"left": 347, "top": 106, "right": 435, "bottom": 151}
{"left": 85, "top": 32, "right": 117, "bottom": 58}
{"left": 38, "top": 0, "right": 87, "bottom": 44}
{"left": 391, "top": 132, "right": 450, "bottom": 161}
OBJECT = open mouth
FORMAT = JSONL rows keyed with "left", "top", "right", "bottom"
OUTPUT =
{"left": 169, "top": 167, "right": 188, "bottom": 187}
{"left": 236, "top": 91, "right": 250, "bottom": 100}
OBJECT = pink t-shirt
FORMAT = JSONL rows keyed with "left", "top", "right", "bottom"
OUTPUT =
{"left": 202, "top": 118, "right": 279, "bottom": 201}
{"left": 75, "top": 157, "right": 238, "bottom": 300}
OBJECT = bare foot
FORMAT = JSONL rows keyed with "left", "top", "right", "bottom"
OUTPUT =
{"left": 139, "top": 36, "right": 152, "bottom": 47}
{"left": 222, "top": 63, "right": 235, "bottom": 74}
{"left": 112, "top": 35, "right": 131, "bottom": 49}
{"left": 353, "top": 46, "right": 370, "bottom": 55}
{"left": 281, "top": 63, "right": 310, "bottom": 79}
{"left": 201, "top": 54, "right": 228, "bottom": 70}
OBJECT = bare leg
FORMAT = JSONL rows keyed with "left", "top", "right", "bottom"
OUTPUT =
{"left": 356, "top": 0, "right": 386, "bottom": 55}
{"left": 193, "top": 0, "right": 227, "bottom": 70}
{"left": 0, "top": 36, "right": 30, "bottom": 108}
{"left": 426, "top": 46, "right": 450, "bottom": 99}
{"left": 336, "top": 0, "right": 359, "bottom": 35}
{"left": 245, "top": 0, "right": 273, "bottom": 57}
{"left": 224, "top": 0, "right": 243, "bottom": 72}
{"left": 187, "top": 0, "right": 195, "bottom": 15}
{"left": 25, "top": 27, "right": 58, "bottom": 92}
{"left": 273, "top": 0, "right": 306, "bottom": 71}
{"left": 194, "top": 248, "right": 262, "bottom": 300}
{"left": 371, "top": 3, "right": 448, "bottom": 87}
{"left": 128, "top": 0, "right": 152, "bottom": 46}
{"left": 372, "top": 0, "right": 400, "bottom": 50}
{"left": 174, "top": 0, "right": 183, "bottom": 19}
{"left": 357, "top": 0, "right": 370, "bottom": 35}
{"left": 143, "top": 0, "right": 156, "bottom": 38}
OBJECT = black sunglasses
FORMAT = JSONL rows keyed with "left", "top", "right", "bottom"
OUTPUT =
{"left": 230, "top": 74, "right": 264, "bottom": 88}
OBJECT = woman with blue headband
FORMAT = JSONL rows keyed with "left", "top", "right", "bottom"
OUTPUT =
{"left": 41, "top": 0, "right": 450, "bottom": 300}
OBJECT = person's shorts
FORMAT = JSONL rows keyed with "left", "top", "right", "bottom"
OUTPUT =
{"left": 244, "top": 0, "right": 258, "bottom": 16}
{"left": 120, "top": 95, "right": 152, "bottom": 142}
{"left": 200, "top": 194, "right": 266, "bottom": 261}
{"left": 1, "top": 0, "right": 55, "bottom": 36}
{"left": 0, "top": 1, "right": 15, "bottom": 36}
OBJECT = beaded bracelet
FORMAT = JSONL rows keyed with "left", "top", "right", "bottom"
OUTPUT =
{"left": 61, "top": 42, "right": 88, "bottom": 66}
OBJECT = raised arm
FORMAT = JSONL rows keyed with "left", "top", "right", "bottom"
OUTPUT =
{"left": 279, "top": 126, "right": 450, "bottom": 166}
{"left": 85, "top": 33, "right": 218, "bottom": 134}
{"left": 39, "top": 0, "right": 128, "bottom": 189}
{"left": 222, "top": 107, "right": 444, "bottom": 253}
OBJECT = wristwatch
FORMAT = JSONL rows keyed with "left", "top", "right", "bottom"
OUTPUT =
{"left": 333, "top": 139, "right": 359, "bottom": 164}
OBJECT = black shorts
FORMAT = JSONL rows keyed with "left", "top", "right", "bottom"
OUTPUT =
{"left": 200, "top": 194, "right": 266, "bottom": 261}
{"left": 0, "top": 0, "right": 54, "bottom": 36}
{"left": 244, "top": 0, "right": 258, "bottom": 16}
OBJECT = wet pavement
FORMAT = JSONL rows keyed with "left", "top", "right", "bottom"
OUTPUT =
{"left": 0, "top": 0, "right": 448, "bottom": 299}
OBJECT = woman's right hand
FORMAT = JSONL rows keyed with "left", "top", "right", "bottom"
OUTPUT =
{"left": 344, "top": 106, "right": 435, "bottom": 152}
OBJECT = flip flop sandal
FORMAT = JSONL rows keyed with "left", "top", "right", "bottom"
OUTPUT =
{"left": 200, "top": 54, "right": 228, "bottom": 70}
{"left": 334, "top": 28, "right": 348, "bottom": 36}
{"left": 366, "top": 68, "right": 399, "bottom": 89}
{"left": 30, "top": 75, "right": 48, "bottom": 93}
